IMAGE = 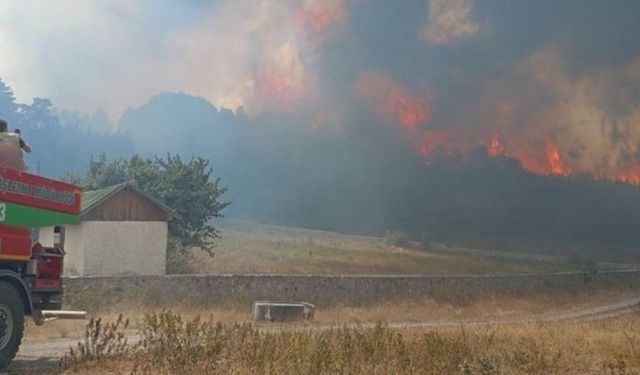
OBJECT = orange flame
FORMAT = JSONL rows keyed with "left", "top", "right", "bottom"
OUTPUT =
{"left": 356, "top": 72, "right": 430, "bottom": 133}
{"left": 295, "top": 0, "right": 346, "bottom": 33}
{"left": 545, "top": 141, "right": 571, "bottom": 176}
{"left": 487, "top": 139, "right": 571, "bottom": 177}
{"left": 613, "top": 166, "right": 640, "bottom": 185}
{"left": 254, "top": 70, "right": 308, "bottom": 112}
{"left": 355, "top": 73, "right": 640, "bottom": 186}
{"left": 417, "top": 131, "right": 448, "bottom": 156}
{"left": 486, "top": 136, "right": 505, "bottom": 157}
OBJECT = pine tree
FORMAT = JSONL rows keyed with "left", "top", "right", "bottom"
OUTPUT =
{"left": 0, "top": 79, "right": 19, "bottom": 125}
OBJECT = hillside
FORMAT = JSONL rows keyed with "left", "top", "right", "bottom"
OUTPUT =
{"left": 190, "top": 221, "right": 628, "bottom": 276}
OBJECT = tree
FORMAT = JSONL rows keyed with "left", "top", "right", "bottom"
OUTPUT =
{"left": 18, "top": 97, "right": 58, "bottom": 130}
{"left": 0, "top": 79, "right": 19, "bottom": 125}
{"left": 69, "top": 154, "right": 230, "bottom": 256}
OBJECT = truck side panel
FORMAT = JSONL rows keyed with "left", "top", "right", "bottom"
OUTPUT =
{"left": 0, "top": 168, "right": 81, "bottom": 215}
{"left": 0, "top": 225, "right": 31, "bottom": 261}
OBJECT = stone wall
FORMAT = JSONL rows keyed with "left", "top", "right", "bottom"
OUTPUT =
{"left": 63, "top": 270, "right": 640, "bottom": 310}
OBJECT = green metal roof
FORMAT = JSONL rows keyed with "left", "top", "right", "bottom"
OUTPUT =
{"left": 81, "top": 183, "right": 126, "bottom": 214}
{"left": 81, "top": 182, "right": 180, "bottom": 220}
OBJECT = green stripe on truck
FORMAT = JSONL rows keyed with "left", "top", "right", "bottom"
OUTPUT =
{"left": 0, "top": 200, "right": 79, "bottom": 227}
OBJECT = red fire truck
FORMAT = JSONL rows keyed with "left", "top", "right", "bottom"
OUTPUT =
{"left": 0, "top": 166, "right": 85, "bottom": 368}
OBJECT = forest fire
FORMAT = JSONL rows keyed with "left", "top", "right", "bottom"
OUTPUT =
{"left": 614, "top": 167, "right": 640, "bottom": 185}
{"left": 253, "top": 43, "right": 309, "bottom": 113}
{"left": 417, "top": 131, "right": 448, "bottom": 157}
{"left": 254, "top": 70, "right": 307, "bottom": 112}
{"left": 486, "top": 136, "right": 505, "bottom": 157}
{"left": 356, "top": 72, "right": 431, "bottom": 133}
{"left": 294, "top": 0, "right": 346, "bottom": 33}
{"left": 545, "top": 142, "right": 571, "bottom": 176}
{"left": 356, "top": 72, "right": 597, "bottom": 181}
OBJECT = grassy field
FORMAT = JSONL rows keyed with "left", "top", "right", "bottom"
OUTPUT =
{"left": 189, "top": 220, "right": 626, "bottom": 275}
{"left": 59, "top": 308, "right": 640, "bottom": 374}
{"left": 31, "top": 283, "right": 639, "bottom": 341}
{"left": 30, "top": 222, "right": 639, "bottom": 374}
{"left": 17, "top": 282, "right": 638, "bottom": 374}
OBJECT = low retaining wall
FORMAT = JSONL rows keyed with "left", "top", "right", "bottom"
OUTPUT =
{"left": 63, "top": 270, "right": 640, "bottom": 310}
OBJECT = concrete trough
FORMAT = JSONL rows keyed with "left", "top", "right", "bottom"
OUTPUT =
{"left": 253, "top": 301, "right": 315, "bottom": 322}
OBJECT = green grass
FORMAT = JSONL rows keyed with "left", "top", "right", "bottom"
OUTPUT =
{"left": 190, "top": 221, "right": 607, "bottom": 275}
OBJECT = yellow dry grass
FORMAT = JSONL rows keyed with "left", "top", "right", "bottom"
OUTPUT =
{"left": 28, "top": 283, "right": 638, "bottom": 341}
{"left": 192, "top": 224, "right": 584, "bottom": 275}
{"left": 60, "top": 310, "right": 640, "bottom": 374}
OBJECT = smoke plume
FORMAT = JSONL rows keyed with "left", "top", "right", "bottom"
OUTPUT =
{"left": 0, "top": 0, "right": 345, "bottom": 119}
{"left": 421, "top": 0, "right": 479, "bottom": 44}
{"left": 3, "top": 0, "right": 640, "bottom": 185}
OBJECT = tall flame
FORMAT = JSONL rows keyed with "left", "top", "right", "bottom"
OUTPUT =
{"left": 253, "top": 43, "right": 309, "bottom": 113}
{"left": 484, "top": 138, "right": 572, "bottom": 177}
{"left": 486, "top": 136, "right": 505, "bottom": 157}
{"left": 545, "top": 141, "right": 571, "bottom": 176}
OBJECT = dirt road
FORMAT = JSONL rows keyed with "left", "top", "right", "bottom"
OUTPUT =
{"left": 7, "top": 296, "right": 640, "bottom": 374}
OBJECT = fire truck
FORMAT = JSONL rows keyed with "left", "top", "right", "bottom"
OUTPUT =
{"left": 0, "top": 166, "right": 85, "bottom": 368}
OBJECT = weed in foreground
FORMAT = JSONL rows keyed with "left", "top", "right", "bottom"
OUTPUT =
{"left": 59, "top": 314, "right": 130, "bottom": 370}
{"left": 60, "top": 311, "right": 640, "bottom": 374}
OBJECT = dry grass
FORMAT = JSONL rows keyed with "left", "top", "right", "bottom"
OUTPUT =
{"left": 60, "top": 310, "right": 640, "bottom": 374}
{"left": 316, "top": 284, "right": 640, "bottom": 324}
{"left": 193, "top": 223, "right": 587, "bottom": 276}
{"left": 31, "top": 283, "right": 639, "bottom": 342}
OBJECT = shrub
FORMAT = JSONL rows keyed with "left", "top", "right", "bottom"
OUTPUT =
{"left": 59, "top": 314, "right": 130, "bottom": 370}
{"left": 165, "top": 237, "right": 196, "bottom": 274}
{"left": 567, "top": 254, "right": 599, "bottom": 281}
{"left": 385, "top": 230, "right": 410, "bottom": 248}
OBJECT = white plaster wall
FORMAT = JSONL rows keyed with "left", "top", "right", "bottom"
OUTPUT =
{"left": 38, "top": 227, "right": 55, "bottom": 247}
{"left": 63, "top": 224, "right": 85, "bottom": 276}
{"left": 81, "top": 221, "right": 167, "bottom": 276}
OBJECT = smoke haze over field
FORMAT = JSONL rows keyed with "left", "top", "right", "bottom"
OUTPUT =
{"left": 3, "top": 1, "right": 640, "bottom": 255}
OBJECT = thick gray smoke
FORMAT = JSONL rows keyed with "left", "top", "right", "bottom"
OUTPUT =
{"left": 5, "top": 1, "right": 640, "bottom": 251}
{"left": 0, "top": 0, "right": 344, "bottom": 120}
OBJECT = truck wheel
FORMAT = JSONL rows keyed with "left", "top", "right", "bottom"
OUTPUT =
{"left": 0, "top": 282, "right": 25, "bottom": 370}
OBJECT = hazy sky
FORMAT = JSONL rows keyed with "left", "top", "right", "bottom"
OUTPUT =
{"left": 0, "top": 0, "right": 347, "bottom": 119}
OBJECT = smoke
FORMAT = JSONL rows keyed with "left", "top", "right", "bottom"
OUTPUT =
{"left": 295, "top": 0, "right": 347, "bottom": 36}
{"left": 0, "top": 1, "right": 166, "bottom": 120}
{"left": 0, "top": 0, "right": 345, "bottom": 120}
{"left": 465, "top": 48, "right": 640, "bottom": 180}
{"left": 3, "top": 0, "right": 640, "bottom": 185}
{"left": 356, "top": 71, "right": 431, "bottom": 133}
{"left": 421, "top": 0, "right": 479, "bottom": 44}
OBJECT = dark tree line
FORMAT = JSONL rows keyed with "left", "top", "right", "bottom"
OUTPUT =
{"left": 116, "top": 92, "right": 640, "bottom": 262}
{"left": 4, "top": 81, "right": 640, "bottom": 263}
{"left": 0, "top": 79, "right": 132, "bottom": 178}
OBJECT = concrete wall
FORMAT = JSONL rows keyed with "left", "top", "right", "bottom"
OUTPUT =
{"left": 61, "top": 221, "right": 167, "bottom": 276}
{"left": 63, "top": 270, "right": 640, "bottom": 309}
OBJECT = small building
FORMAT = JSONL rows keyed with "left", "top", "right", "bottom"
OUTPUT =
{"left": 39, "top": 183, "right": 177, "bottom": 276}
